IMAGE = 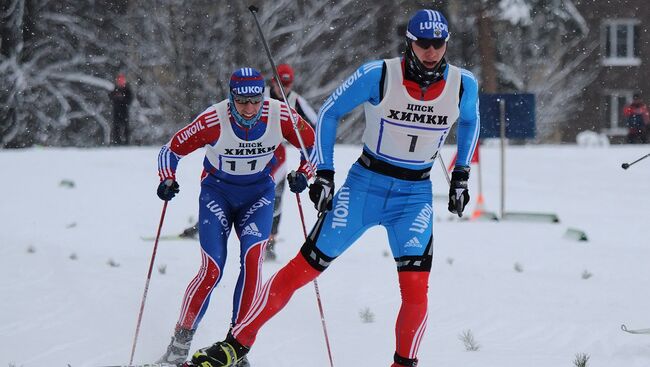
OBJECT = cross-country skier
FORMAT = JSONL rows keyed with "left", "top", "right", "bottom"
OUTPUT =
{"left": 178, "top": 63, "right": 317, "bottom": 264}
{"left": 156, "top": 67, "right": 316, "bottom": 366}
{"left": 189, "top": 9, "right": 480, "bottom": 367}
{"left": 264, "top": 63, "right": 318, "bottom": 260}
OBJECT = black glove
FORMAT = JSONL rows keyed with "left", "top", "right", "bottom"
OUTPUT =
{"left": 157, "top": 179, "right": 180, "bottom": 201}
{"left": 287, "top": 170, "right": 309, "bottom": 193}
{"left": 309, "top": 170, "right": 334, "bottom": 212}
{"left": 448, "top": 167, "right": 470, "bottom": 217}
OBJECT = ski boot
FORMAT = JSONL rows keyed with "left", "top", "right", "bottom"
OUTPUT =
{"left": 158, "top": 327, "right": 196, "bottom": 365}
{"left": 179, "top": 224, "right": 199, "bottom": 239}
{"left": 392, "top": 352, "right": 418, "bottom": 367}
{"left": 191, "top": 333, "right": 250, "bottom": 367}
{"left": 264, "top": 236, "right": 277, "bottom": 261}
{"left": 234, "top": 355, "right": 250, "bottom": 367}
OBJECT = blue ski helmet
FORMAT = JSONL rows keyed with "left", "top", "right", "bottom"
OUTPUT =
{"left": 229, "top": 67, "right": 265, "bottom": 127}
{"left": 406, "top": 9, "right": 450, "bottom": 41}
{"left": 229, "top": 67, "right": 265, "bottom": 96}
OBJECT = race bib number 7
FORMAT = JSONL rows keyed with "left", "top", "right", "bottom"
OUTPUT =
{"left": 376, "top": 119, "right": 448, "bottom": 163}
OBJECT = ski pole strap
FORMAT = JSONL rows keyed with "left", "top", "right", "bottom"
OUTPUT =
{"left": 358, "top": 150, "right": 430, "bottom": 181}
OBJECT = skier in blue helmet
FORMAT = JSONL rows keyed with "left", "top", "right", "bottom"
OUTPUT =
{"left": 155, "top": 67, "right": 316, "bottom": 366}
{"left": 189, "top": 8, "right": 480, "bottom": 367}
{"left": 228, "top": 67, "right": 266, "bottom": 126}
{"left": 404, "top": 9, "right": 451, "bottom": 84}
{"left": 177, "top": 65, "right": 319, "bottom": 263}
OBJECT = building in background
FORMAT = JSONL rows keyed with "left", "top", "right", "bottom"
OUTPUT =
{"left": 568, "top": 0, "right": 650, "bottom": 143}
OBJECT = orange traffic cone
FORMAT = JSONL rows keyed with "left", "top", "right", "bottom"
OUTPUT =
{"left": 471, "top": 193, "right": 486, "bottom": 220}
{"left": 446, "top": 143, "right": 495, "bottom": 220}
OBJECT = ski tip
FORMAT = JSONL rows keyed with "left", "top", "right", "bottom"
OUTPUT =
{"left": 621, "top": 324, "right": 628, "bottom": 331}
{"left": 94, "top": 364, "right": 186, "bottom": 367}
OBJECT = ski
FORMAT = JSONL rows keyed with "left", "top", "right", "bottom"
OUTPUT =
{"left": 94, "top": 363, "right": 196, "bottom": 367}
{"left": 140, "top": 234, "right": 197, "bottom": 242}
{"left": 621, "top": 324, "right": 650, "bottom": 334}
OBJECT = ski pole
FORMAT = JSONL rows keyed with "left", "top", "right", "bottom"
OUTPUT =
{"left": 248, "top": 5, "right": 333, "bottom": 366}
{"left": 248, "top": 5, "right": 316, "bottom": 175}
{"left": 129, "top": 200, "right": 169, "bottom": 364}
{"left": 295, "top": 194, "right": 335, "bottom": 367}
{"left": 621, "top": 153, "right": 650, "bottom": 170}
{"left": 437, "top": 153, "right": 451, "bottom": 186}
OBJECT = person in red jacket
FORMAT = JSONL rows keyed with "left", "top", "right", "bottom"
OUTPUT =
{"left": 624, "top": 93, "right": 650, "bottom": 144}
{"left": 264, "top": 63, "right": 318, "bottom": 260}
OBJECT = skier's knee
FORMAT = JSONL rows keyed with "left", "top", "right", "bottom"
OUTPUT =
{"left": 394, "top": 236, "right": 433, "bottom": 272}
{"left": 300, "top": 240, "right": 336, "bottom": 272}
{"left": 398, "top": 271, "right": 429, "bottom": 304}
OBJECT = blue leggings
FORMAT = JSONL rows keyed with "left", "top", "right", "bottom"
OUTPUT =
{"left": 176, "top": 174, "right": 275, "bottom": 330}
{"left": 308, "top": 162, "right": 434, "bottom": 268}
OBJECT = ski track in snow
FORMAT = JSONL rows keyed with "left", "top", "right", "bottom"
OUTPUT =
{"left": 1, "top": 145, "right": 650, "bottom": 367}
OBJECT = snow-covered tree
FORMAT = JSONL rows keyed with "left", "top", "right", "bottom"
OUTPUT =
{"left": 1, "top": 1, "right": 422, "bottom": 147}
{"left": 1, "top": 1, "right": 596, "bottom": 146}
{"left": 1, "top": 0, "right": 117, "bottom": 147}
{"left": 120, "top": 0, "right": 411, "bottom": 144}
{"left": 452, "top": 0, "right": 598, "bottom": 140}
{"left": 497, "top": 0, "right": 598, "bottom": 141}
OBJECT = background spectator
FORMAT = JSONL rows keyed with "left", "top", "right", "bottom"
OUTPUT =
{"left": 108, "top": 73, "right": 133, "bottom": 145}
{"left": 623, "top": 93, "right": 650, "bottom": 144}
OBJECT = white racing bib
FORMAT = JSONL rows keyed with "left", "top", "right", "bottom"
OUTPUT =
{"left": 362, "top": 57, "right": 461, "bottom": 165}
{"left": 205, "top": 99, "right": 283, "bottom": 175}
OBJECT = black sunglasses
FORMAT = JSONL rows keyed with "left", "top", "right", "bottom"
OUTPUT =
{"left": 232, "top": 94, "right": 263, "bottom": 104}
{"left": 413, "top": 38, "right": 446, "bottom": 50}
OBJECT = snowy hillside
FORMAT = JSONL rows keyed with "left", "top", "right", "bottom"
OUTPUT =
{"left": 1, "top": 144, "right": 650, "bottom": 367}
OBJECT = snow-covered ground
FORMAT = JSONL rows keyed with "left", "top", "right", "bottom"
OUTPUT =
{"left": 1, "top": 144, "right": 650, "bottom": 367}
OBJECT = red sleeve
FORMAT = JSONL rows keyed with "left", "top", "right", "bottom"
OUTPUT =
{"left": 280, "top": 103, "right": 316, "bottom": 176}
{"left": 280, "top": 105, "right": 315, "bottom": 151}
{"left": 623, "top": 106, "right": 633, "bottom": 118}
{"left": 168, "top": 106, "right": 221, "bottom": 156}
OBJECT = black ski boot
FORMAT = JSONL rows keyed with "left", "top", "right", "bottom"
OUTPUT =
{"left": 393, "top": 352, "right": 418, "bottom": 366}
{"left": 264, "top": 236, "right": 277, "bottom": 261}
{"left": 191, "top": 333, "right": 250, "bottom": 367}
{"left": 234, "top": 355, "right": 250, "bottom": 367}
{"left": 158, "top": 327, "right": 196, "bottom": 365}
{"left": 179, "top": 224, "right": 199, "bottom": 239}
